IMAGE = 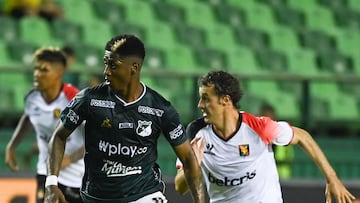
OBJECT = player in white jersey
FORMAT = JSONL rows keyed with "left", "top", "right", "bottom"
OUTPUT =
{"left": 175, "top": 70, "right": 355, "bottom": 203}
{"left": 5, "top": 47, "right": 85, "bottom": 203}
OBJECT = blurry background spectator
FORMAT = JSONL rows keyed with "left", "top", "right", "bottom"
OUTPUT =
{"left": 61, "top": 45, "right": 79, "bottom": 86}
{"left": 3, "top": 0, "right": 63, "bottom": 21}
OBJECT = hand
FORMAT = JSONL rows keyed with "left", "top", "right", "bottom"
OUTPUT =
{"left": 44, "top": 185, "right": 68, "bottom": 203}
{"left": 325, "top": 178, "right": 355, "bottom": 203}
{"left": 5, "top": 146, "right": 19, "bottom": 171}
{"left": 190, "top": 136, "right": 206, "bottom": 165}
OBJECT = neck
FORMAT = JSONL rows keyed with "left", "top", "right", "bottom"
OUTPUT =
{"left": 41, "top": 83, "right": 62, "bottom": 103}
{"left": 114, "top": 82, "right": 143, "bottom": 103}
{"left": 212, "top": 108, "right": 240, "bottom": 139}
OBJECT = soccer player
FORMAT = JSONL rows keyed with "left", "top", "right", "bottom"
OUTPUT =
{"left": 44, "top": 34, "right": 205, "bottom": 203}
{"left": 175, "top": 70, "right": 355, "bottom": 203}
{"left": 5, "top": 47, "right": 85, "bottom": 203}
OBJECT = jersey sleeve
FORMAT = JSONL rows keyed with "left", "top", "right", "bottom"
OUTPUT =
{"left": 60, "top": 88, "right": 89, "bottom": 131}
{"left": 161, "top": 105, "right": 188, "bottom": 147}
{"left": 63, "top": 83, "right": 79, "bottom": 101}
{"left": 175, "top": 118, "right": 207, "bottom": 170}
{"left": 242, "top": 112, "right": 293, "bottom": 145}
{"left": 272, "top": 121, "right": 293, "bottom": 146}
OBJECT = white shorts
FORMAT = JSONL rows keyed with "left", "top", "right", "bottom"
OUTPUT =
{"left": 130, "top": 191, "right": 168, "bottom": 203}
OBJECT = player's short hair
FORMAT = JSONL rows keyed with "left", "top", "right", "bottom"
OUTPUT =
{"left": 198, "top": 70, "right": 243, "bottom": 107}
{"left": 33, "top": 47, "right": 67, "bottom": 67}
{"left": 61, "top": 45, "right": 75, "bottom": 57}
{"left": 105, "top": 34, "right": 145, "bottom": 60}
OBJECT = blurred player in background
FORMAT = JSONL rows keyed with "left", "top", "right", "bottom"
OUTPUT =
{"left": 3, "top": 0, "right": 63, "bottom": 21}
{"left": 62, "top": 45, "right": 80, "bottom": 86}
{"left": 44, "top": 34, "right": 205, "bottom": 203}
{"left": 5, "top": 47, "right": 85, "bottom": 203}
{"left": 259, "top": 103, "right": 294, "bottom": 180}
{"left": 175, "top": 70, "right": 355, "bottom": 203}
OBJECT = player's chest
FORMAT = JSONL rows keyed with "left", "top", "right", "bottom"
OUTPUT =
{"left": 88, "top": 103, "right": 163, "bottom": 138}
{"left": 27, "top": 102, "right": 65, "bottom": 125}
{"left": 202, "top": 131, "right": 269, "bottom": 165}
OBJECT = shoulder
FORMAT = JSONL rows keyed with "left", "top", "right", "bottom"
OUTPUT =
{"left": 24, "top": 88, "right": 38, "bottom": 101}
{"left": 186, "top": 117, "right": 207, "bottom": 139}
{"left": 62, "top": 83, "right": 79, "bottom": 101}
{"left": 241, "top": 111, "right": 278, "bottom": 145}
{"left": 76, "top": 82, "right": 109, "bottom": 98}
{"left": 241, "top": 111, "right": 269, "bottom": 128}
{"left": 145, "top": 85, "right": 171, "bottom": 106}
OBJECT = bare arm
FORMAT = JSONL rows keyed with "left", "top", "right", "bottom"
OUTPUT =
{"left": 47, "top": 122, "right": 73, "bottom": 176}
{"left": 5, "top": 113, "right": 33, "bottom": 171}
{"left": 290, "top": 127, "right": 355, "bottom": 203}
{"left": 44, "top": 122, "right": 73, "bottom": 203}
{"left": 173, "top": 139, "right": 205, "bottom": 203}
{"left": 175, "top": 136, "right": 205, "bottom": 195}
{"left": 61, "top": 146, "right": 84, "bottom": 169}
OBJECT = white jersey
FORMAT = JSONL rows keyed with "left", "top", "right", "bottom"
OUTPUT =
{"left": 24, "top": 84, "right": 85, "bottom": 188}
{"left": 177, "top": 112, "right": 293, "bottom": 203}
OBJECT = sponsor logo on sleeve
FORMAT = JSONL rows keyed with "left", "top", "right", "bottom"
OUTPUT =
{"left": 90, "top": 99, "right": 115, "bottom": 109}
{"left": 67, "top": 98, "right": 75, "bottom": 107}
{"left": 136, "top": 120, "right": 152, "bottom": 137}
{"left": 66, "top": 109, "right": 79, "bottom": 124}
{"left": 169, "top": 124, "right": 183, "bottom": 140}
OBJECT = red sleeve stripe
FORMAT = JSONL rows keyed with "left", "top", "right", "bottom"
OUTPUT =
{"left": 242, "top": 112, "right": 278, "bottom": 145}
{"left": 63, "top": 83, "right": 79, "bottom": 101}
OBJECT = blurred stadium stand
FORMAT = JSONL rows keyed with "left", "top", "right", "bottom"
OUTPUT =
{"left": 0, "top": 0, "right": 359, "bottom": 179}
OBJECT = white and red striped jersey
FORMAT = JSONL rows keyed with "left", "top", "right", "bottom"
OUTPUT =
{"left": 24, "top": 84, "right": 84, "bottom": 188}
{"left": 177, "top": 111, "right": 293, "bottom": 203}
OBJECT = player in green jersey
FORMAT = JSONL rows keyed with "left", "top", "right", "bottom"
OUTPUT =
{"left": 44, "top": 34, "right": 205, "bottom": 203}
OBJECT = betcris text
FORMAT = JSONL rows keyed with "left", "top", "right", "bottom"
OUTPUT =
{"left": 208, "top": 170, "right": 256, "bottom": 186}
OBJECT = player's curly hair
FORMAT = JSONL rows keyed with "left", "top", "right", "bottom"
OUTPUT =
{"left": 105, "top": 34, "right": 145, "bottom": 59}
{"left": 198, "top": 70, "right": 243, "bottom": 108}
{"left": 33, "top": 47, "right": 67, "bottom": 67}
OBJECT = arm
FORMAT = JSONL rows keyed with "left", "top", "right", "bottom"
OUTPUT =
{"left": 60, "top": 146, "right": 84, "bottom": 169}
{"left": 44, "top": 122, "right": 73, "bottom": 203}
{"left": 175, "top": 136, "right": 205, "bottom": 195}
{"left": 173, "top": 139, "right": 205, "bottom": 203}
{"left": 5, "top": 113, "right": 33, "bottom": 171}
{"left": 290, "top": 127, "right": 355, "bottom": 203}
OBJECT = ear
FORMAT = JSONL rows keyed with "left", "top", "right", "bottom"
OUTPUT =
{"left": 131, "top": 63, "right": 139, "bottom": 73}
{"left": 222, "top": 95, "right": 231, "bottom": 105}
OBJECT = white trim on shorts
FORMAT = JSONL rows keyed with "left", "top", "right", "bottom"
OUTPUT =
{"left": 130, "top": 191, "right": 168, "bottom": 203}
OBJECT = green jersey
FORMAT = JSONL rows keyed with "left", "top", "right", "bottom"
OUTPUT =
{"left": 60, "top": 82, "right": 187, "bottom": 202}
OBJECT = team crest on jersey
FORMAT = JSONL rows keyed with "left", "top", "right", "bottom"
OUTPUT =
{"left": 136, "top": 120, "right": 152, "bottom": 137}
{"left": 101, "top": 118, "right": 112, "bottom": 128}
{"left": 239, "top": 144, "right": 250, "bottom": 156}
{"left": 53, "top": 108, "right": 61, "bottom": 118}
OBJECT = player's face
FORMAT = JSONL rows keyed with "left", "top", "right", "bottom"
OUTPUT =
{"left": 103, "top": 54, "right": 137, "bottom": 92}
{"left": 198, "top": 84, "right": 225, "bottom": 124}
{"left": 33, "top": 60, "right": 63, "bottom": 91}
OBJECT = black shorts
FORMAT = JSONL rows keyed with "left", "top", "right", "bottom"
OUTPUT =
{"left": 37, "top": 174, "right": 83, "bottom": 203}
